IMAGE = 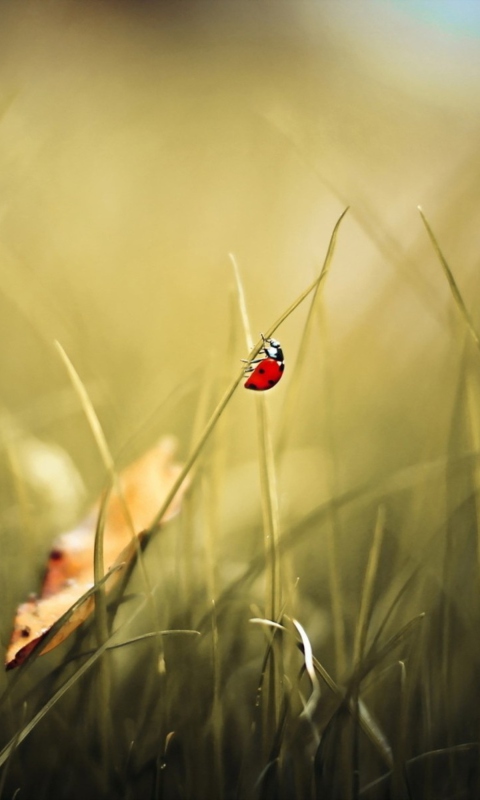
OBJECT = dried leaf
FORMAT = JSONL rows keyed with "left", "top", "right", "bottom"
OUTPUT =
{"left": 6, "top": 437, "right": 188, "bottom": 669}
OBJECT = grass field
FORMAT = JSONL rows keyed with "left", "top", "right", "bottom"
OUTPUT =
{"left": 1, "top": 208, "right": 480, "bottom": 799}
{"left": 1, "top": 3, "right": 480, "bottom": 798}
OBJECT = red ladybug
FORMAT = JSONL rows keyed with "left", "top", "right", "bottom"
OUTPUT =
{"left": 243, "top": 334, "right": 285, "bottom": 391}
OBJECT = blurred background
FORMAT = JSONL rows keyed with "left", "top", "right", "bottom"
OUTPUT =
{"left": 0, "top": 0, "right": 478, "bottom": 443}
{"left": 0, "top": 0, "right": 478, "bottom": 533}
{"left": 1, "top": 2, "right": 480, "bottom": 796}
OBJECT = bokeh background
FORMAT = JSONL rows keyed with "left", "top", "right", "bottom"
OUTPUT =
{"left": 0, "top": 0, "right": 478, "bottom": 556}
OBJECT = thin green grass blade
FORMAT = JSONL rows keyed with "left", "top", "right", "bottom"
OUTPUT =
{"left": 256, "top": 400, "right": 281, "bottom": 622}
{"left": 179, "top": 358, "right": 214, "bottom": 605}
{"left": 418, "top": 206, "right": 480, "bottom": 350}
{"left": 0, "top": 626, "right": 122, "bottom": 770}
{"left": 54, "top": 343, "right": 151, "bottom": 605}
{"left": 54, "top": 341, "right": 115, "bottom": 474}
{"left": 316, "top": 306, "right": 347, "bottom": 677}
{"left": 465, "top": 365, "right": 480, "bottom": 588}
{"left": 248, "top": 586, "right": 300, "bottom": 707}
{"left": 0, "top": 591, "right": 162, "bottom": 769}
{"left": 229, "top": 253, "right": 254, "bottom": 352}
{"left": 311, "top": 656, "right": 393, "bottom": 773}
{"left": 91, "top": 484, "right": 113, "bottom": 783}
{"left": 263, "top": 207, "right": 349, "bottom": 342}
{"left": 147, "top": 208, "right": 349, "bottom": 534}
{"left": 76, "top": 629, "right": 200, "bottom": 657}
{"left": 198, "top": 372, "right": 228, "bottom": 799}
{"left": 0, "top": 598, "right": 143, "bottom": 770}
{"left": 360, "top": 613, "right": 425, "bottom": 684}
{"left": 92, "top": 486, "right": 111, "bottom": 638}
{"left": 211, "top": 448, "right": 480, "bottom": 636}
{"left": 292, "top": 619, "right": 321, "bottom": 724}
{"left": 353, "top": 506, "right": 386, "bottom": 669}
{"left": 351, "top": 506, "right": 386, "bottom": 800}
{"left": 54, "top": 343, "right": 122, "bottom": 777}
{"left": 231, "top": 251, "right": 283, "bottom": 754}
{"left": 275, "top": 218, "right": 337, "bottom": 456}
{"left": 209, "top": 599, "right": 223, "bottom": 800}
{"left": 54, "top": 342, "right": 120, "bottom": 634}
{"left": 0, "top": 701, "right": 25, "bottom": 800}
{"left": 54, "top": 342, "right": 165, "bottom": 676}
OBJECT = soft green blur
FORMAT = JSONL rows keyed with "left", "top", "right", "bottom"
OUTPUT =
{"left": 1, "top": 3, "right": 480, "bottom": 797}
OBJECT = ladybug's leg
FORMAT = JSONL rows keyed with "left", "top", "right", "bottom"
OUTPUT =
{"left": 241, "top": 357, "right": 265, "bottom": 367}
{"left": 243, "top": 362, "right": 260, "bottom": 374}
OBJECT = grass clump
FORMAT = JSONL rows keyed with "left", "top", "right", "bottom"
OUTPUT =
{"left": 1, "top": 208, "right": 480, "bottom": 800}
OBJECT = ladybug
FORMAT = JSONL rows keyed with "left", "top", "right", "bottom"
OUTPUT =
{"left": 243, "top": 334, "right": 285, "bottom": 391}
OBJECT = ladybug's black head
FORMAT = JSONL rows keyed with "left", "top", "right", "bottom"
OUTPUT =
{"left": 263, "top": 337, "right": 283, "bottom": 362}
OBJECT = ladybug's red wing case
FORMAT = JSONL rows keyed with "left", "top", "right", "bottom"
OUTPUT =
{"left": 243, "top": 334, "right": 285, "bottom": 392}
{"left": 244, "top": 358, "right": 284, "bottom": 391}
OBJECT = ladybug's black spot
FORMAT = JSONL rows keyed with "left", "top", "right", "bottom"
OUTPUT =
{"left": 268, "top": 380, "right": 276, "bottom": 386}
{"left": 248, "top": 384, "right": 259, "bottom": 390}
{"left": 258, "top": 368, "right": 265, "bottom": 374}
{"left": 279, "top": 363, "right": 285, "bottom": 372}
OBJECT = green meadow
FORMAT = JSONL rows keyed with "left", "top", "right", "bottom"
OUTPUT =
{"left": 1, "top": 3, "right": 480, "bottom": 798}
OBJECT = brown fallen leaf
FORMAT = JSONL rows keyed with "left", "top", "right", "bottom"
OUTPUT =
{"left": 6, "top": 437, "right": 188, "bottom": 670}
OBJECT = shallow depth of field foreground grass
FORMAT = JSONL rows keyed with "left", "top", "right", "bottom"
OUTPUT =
{"left": 1, "top": 209, "right": 480, "bottom": 800}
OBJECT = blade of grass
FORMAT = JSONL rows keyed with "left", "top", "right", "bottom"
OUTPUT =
{"left": 0, "top": 564, "right": 124, "bottom": 732}
{"left": 54, "top": 343, "right": 172, "bottom": 630}
{"left": 353, "top": 506, "right": 386, "bottom": 669}
{"left": 0, "top": 624, "right": 123, "bottom": 769}
{"left": 202, "top": 408, "right": 229, "bottom": 800}
{"left": 258, "top": 112, "right": 454, "bottom": 330}
{"left": 0, "top": 588, "right": 166, "bottom": 770}
{"left": 54, "top": 342, "right": 115, "bottom": 475}
{"left": 360, "top": 613, "right": 425, "bottom": 684}
{"left": 418, "top": 206, "right": 480, "bottom": 350}
{"left": 91, "top": 483, "right": 113, "bottom": 784}
{"left": 351, "top": 506, "right": 386, "bottom": 800}
{"left": 177, "top": 357, "right": 214, "bottom": 609}
{"left": 275, "top": 217, "right": 338, "bottom": 457}
{"left": 1, "top": 561, "right": 123, "bottom": 688}
{"left": 0, "top": 701, "right": 25, "bottom": 800}
{"left": 231, "top": 250, "right": 282, "bottom": 753}
{"left": 54, "top": 343, "right": 124, "bottom": 641}
{"left": 256, "top": 399, "right": 281, "bottom": 623}
{"left": 209, "top": 447, "right": 479, "bottom": 641}
{"left": 72, "top": 628, "right": 200, "bottom": 658}
{"left": 317, "top": 305, "right": 347, "bottom": 676}
{"left": 465, "top": 364, "right": 480, "bottom": 594}
{"left": 179, "top": 360, "right": 222, "bottom": 796}
{"left": 146, "top": 208, "right": 349, "bottom": 536}
{"left": 311, "top": 650, "right": 394, "bottom": 771}
{"left": 292, "top": 619, "right": 321, "bottom": 726}
{"left": 54, "top": 344, "right": 166, "bottom": 687}
{"left": 229, "top": 253, "right": 254, "bottom": 353}
{"left": 210, "top": 599, "right": 223, "bottom": 800}
{"left": 248, "top": 584, "right": 300, "bottom": 712}
{"left": 251, "top": 618, "right": 393, "bottom": 770}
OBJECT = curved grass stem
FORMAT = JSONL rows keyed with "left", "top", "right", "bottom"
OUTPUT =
{"left": 147, "top": 207, "right": 349, "bottom": 536}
